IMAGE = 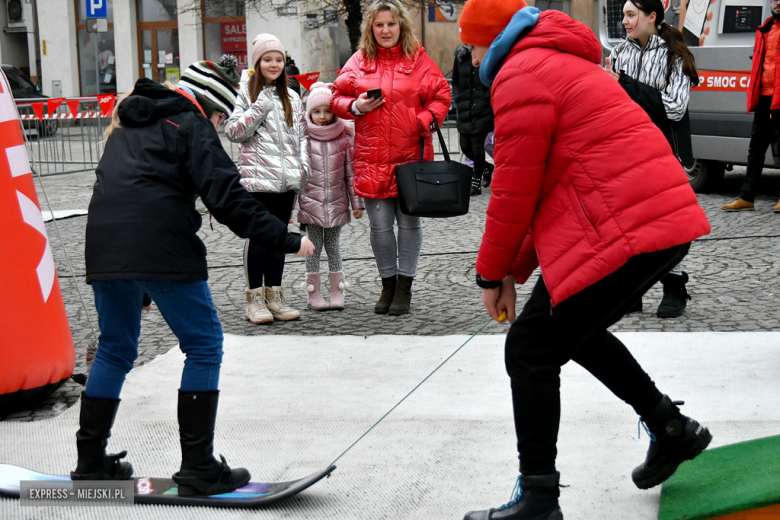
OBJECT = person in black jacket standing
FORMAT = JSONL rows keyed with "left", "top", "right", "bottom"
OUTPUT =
{"left": 452, "top": 44, "right": 494, "bottom": 196}
{"left": 75, "top": 76, "right": 313, "bottom": 496}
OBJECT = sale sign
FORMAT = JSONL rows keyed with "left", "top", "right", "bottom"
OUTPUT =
{"left": 221, "top": 22, "right": 246, "bottom": 52}
{"left": 692, "top": 71, "right": 751, "bottom": 92}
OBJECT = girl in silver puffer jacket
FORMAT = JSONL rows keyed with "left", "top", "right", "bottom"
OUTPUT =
{"left": 297, "top": 83, "right": 365, "bottom": 311}
{"left": 225, "top": 33, "right": 310, "bottom": 325}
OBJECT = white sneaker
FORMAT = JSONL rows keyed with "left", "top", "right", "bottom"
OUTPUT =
{"left": 264, "top": 286, "right": 301, "bottom": 321}
{"left": 245, "top": 287, "right": 273, "bottom": 324}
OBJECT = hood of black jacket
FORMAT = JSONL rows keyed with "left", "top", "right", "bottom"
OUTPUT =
{"left": 118, "top": 78, "right": 202, "bottom": 127}
{"left": 456, "top": 44, "right": 471, "bottom": 63}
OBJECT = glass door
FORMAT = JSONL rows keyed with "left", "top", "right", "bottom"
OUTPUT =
{"left": 139, "top": 29, "right": 180, "bottom": 83}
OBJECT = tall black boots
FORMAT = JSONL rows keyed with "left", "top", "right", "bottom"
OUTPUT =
{"left": 375, "top": 276, "right": 397, "bottom": 314}
{"left": 463, "top": 472, "right": 563, "bottom": 520}
{"left": 632, "top": 395, "right": 712, "bottom": 489}
{"left": 656, "top": 272, "right": 691, "bottom": 318}
{"left": 172, "top": 391, "right": 250, "bottom": 496}
{"left": 71, "top": 393, "right": 133, "bottom": 480}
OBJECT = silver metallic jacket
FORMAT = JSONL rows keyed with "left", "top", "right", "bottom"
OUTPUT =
{"left": 225, "top": 82, "right": 310, "bottom": 193}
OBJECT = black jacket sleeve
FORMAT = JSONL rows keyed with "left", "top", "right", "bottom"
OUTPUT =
{"left": 183, "top": 117, "right": 301, "bottom": 254}
{"left": 618, "top": 73, "right": 667, "bottom": 122}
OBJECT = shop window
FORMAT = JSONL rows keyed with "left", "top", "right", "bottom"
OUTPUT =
{"left": 74, "top": 0, "right": 116, "bottom": 95}
{"left": 202, "top": 1, "right": 247, "bottom": 72}
{"left": 138, "top": 0, "right": 178, "bottom": 23}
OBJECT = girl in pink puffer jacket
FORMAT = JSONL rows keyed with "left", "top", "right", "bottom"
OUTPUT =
{"left": 298, "top": 82, "right": 365, "bottom": 310}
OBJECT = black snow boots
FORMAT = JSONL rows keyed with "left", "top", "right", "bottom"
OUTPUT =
{"left": 71, "top": 392, "right": 133, "bottom": 480}
{"left": 632, "top": 395, "right": 712, "bottom": 489}
{"left": 656, "top": 272, "right": 691, "bottom": 318}
{"left": 463, "top": 472, "right": 563, "bottom": 520}
{"left": 172, "top": 391, "right": 250, "bottom": 496}
{"left": 375, "top": 275, "right": 397, "bottom": 314}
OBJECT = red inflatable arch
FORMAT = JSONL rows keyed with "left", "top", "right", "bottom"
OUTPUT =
{"left": 0, "top": 70, "right": 75, "bottom": 415}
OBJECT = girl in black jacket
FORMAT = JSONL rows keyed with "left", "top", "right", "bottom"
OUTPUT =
{"left": 452, "top": 44, "right": 495, "bottom": 195}
{"left": 75, "top": 75, "right": 313, "bottom": 496}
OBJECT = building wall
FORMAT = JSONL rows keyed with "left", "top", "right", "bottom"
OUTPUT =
{"left": 37, "top": 0, "right": 79, "bottom": 97}
{"left": 245, "top": 8, "right": 302, "bottom": 70}
{"left": 114, "top": 0, "right": 139, "bottom": 93}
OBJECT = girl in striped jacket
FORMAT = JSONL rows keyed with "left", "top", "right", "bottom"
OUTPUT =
{"left": 605, "top": 0, "right": 700, "bottom": 318}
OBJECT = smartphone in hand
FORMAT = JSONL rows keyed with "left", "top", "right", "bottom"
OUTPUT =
{"left": 367, "top": 88, "right": 382, "bottom": 100}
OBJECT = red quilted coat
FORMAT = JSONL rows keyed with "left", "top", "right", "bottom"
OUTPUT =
{"left": 332, "top": 43, "right": 451, "bottom": 199}
{"left": 476, "top": 11, "right": 711, "bottom": 306}
{"left": 747, "top": 17, "right": 780, "bottom": 113}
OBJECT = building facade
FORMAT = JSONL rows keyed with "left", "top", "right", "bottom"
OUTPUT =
{"left": 1, "top": 0, "right": 597, "bottom": 99}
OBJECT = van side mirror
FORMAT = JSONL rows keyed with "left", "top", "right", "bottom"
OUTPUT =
{"left": 35, "top": 84, "right": 42, "bottom": 93}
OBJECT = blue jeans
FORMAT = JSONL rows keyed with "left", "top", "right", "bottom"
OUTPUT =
{"left": 86, "top": 280, "right": 224, "bottom": 400}
{"left": 365, "top": 197, "right": 423, "bottom": 278}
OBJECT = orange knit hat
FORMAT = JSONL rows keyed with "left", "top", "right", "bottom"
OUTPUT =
{"left": 459, "top": 0, "right": 529, "bottom": 47}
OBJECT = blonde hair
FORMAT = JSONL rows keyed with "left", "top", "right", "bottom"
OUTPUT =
{"left": 103, "top": 87, "right": 136, "bottom": 139}
{"left": 359, "top": 0, "right": 419, "bottom": 61}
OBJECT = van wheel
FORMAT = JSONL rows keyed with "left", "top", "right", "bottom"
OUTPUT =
{"left": 685, "top": 159, "right": 725, "bottom": 193}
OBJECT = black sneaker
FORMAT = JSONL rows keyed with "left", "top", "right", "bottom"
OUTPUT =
{"left": 471, "top": 173, "right": 482, "bottom": 196}
{"left": 464, "top": 473, "right": 563, "bottom": 520}
{"left": 632, "top": 395, "right": 712, "bottom": 489}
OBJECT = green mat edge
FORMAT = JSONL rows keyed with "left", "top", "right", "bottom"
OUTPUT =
{"left": 658, "top": 435, "right": 780, "bottom": 520}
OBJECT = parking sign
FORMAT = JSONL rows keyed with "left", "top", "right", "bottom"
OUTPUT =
{"left": 86, "top": 0, "right": 107, "bottom": 18}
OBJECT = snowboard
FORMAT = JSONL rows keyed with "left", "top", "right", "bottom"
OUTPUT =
{"left": 0, "top": 462, "right": 336, "bottom": 507}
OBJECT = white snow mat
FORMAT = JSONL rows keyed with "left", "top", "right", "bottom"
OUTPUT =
{"left": 1, "top": 332, "right": 778, "bottom": 519}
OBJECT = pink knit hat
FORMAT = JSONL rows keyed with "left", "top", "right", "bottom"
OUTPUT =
{"left": 306, "top": 82, "right": 335, "bottom": 119}
{"left": 251, "top": 33, "right": 285, "bottom": 69}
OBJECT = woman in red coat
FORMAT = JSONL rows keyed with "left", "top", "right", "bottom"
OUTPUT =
{"left": 332, "top": 0, "right": 450, "bottom": 315}
{"left": 459, "top": 1, "right": 712, "bottom": 518}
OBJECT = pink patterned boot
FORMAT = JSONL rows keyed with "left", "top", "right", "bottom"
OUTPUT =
{"left": 329, "top": 272, "right": 347, "bottom": 310}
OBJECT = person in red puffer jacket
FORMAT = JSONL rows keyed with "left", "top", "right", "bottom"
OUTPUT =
{"left": 459, "top": 1, "right": 712, "bottom": 518}
{"left": 722, "top": 3, "right": 780, "bottom": 213}
{"left": 332, "top": 0, "right": 450, "bottom": 316}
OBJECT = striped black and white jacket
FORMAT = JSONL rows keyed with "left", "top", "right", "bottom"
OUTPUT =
{"left": 609, "top": 34, "right": 690, "bottom": 121}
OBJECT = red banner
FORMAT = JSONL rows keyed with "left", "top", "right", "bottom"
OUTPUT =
{"left": 47, "top": 97, "right": 65, "bottom": 117}
{"left": 97, "top": 94, "right": 116, "bottom": 117}
{"left": 66, "top": 99, "right": 81, "bottom": 119}
{"left": 692, "top": 71, "right": 751, "bottom": 92}
{"left": 221, "top": 22, "right": 246, "bottom": 52}
{"left": 294, "top": 72, "right": 321, "bottom": 92}
{"left": 31, "top": 102, "right": 44, "bottom": 121}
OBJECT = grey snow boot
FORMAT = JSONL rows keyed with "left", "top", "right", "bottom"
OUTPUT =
{"left": 632, "top": 395, "right": 712, "bottom": 489}
{"left": 463, "top": 472, "right": 563, "bottom": 520}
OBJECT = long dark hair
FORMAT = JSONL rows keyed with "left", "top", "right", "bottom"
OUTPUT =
{"left": 248, "top": 64, "right": 294, "bottom": 127}
{"left": 628, "top": 0, "right": 699, "bottom": 87}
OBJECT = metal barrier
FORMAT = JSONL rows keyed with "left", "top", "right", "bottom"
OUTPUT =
{"left": 15, "top": 97, "right": 110, "bottom": 177}
{"left": 17, "top": 86, "right": 461, "bottom": 177}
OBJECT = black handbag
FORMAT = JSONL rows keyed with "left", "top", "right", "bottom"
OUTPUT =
{"left": 395, "top": 115, "right": 472, "bottom": 218}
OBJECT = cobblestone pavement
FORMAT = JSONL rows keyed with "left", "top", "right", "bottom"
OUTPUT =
{"left": 6, "top": 162, "right": 780, "bottom": 421}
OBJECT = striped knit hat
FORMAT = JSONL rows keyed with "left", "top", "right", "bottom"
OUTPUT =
{"left": 178, "top": 55, "right": 240, "bottom": 118}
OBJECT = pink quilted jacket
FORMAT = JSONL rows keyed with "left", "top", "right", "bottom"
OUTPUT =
{"left": 297, "top": 118, "right": 364, "bottom": 228}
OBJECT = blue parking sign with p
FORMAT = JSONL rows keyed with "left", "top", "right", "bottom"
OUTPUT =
{"left": 86, "top": 0, "right": 107, "bottom": 18}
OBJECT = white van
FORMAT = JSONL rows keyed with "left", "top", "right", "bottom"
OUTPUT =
{"left": 599, "top": 0, "right": 778, "bottom": 191}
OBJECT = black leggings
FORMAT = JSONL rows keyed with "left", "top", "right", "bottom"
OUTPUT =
{"left": 505, "top": 243, "right": 690, "bottom": 475}
{"left": 460, "top": 131, "right": 490, "bottom": 178}
{"left": 243, "top": 191, "right": 296, "bottom": 289}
